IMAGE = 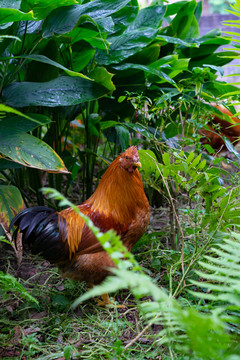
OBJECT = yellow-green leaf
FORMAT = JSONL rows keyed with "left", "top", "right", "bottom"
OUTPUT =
{"left": 0, "top": 185, "right": 24, "bottom": 230}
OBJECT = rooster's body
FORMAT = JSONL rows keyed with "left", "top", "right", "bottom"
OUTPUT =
{"left": 10, "top": 147, "right": 150, "bottom": 287}
{"left": 199, "top": 104, "right": 240, "bottom": 152}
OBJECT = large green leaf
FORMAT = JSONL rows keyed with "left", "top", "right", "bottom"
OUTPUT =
{"left": 110, "top": 2, "right": 138, "bottom": 35}
{"left": 24, "top": 39, "right": 60, "bottom": 82}
{"left": 0, "top": 8, "right": 35, "bottom": 25}
{"left": 43, "top": 0, "right": 131, "bottom": 37}
{"left": 71, "top": 44, "right": 96, "bottom": 72}
{"left": 17, "top": 19, "right": 43, "bottom": 34}
{"left": 127, "top": 44, "right": 160, "bottom": 65}
{"left": 67, "top": 27, "right": 108, "bottom": 49}
{"left": 0, "top": 32, "right": 21, "bottom": 57}
{"left": 115, "top": 125, "right": 129, "bottom": 150}
{"left": 96, "top": 28, "right": 159, "bottom": 65}
{"left": 89, "top": 67, "right": 115, "bottom": 91}
{"left": 96, "top": 6, "right": 166, "bottom": 65}
{"left": 112, "top": 63, "right": 176, "bottom": 85}
{"left": 0, "top": 185, "right": 24, "bottom": 230}
{"left": 2, "top": 76, "right": 111, "bottom": 107}
{"left": 189, "top": 51, "right": 237, "bottom": 70}
{"left": 171, "top": 0, "right": 198, "bottom": 39}
{"left": 0, "top": 117, "right": 69, "bottom": 173}
{"left": 2, "top": 54, "right": 91, "bottom": 80}
{"left": 149, "top": 56, "right": 190, "bottom": 82}
{"left": 180, "top": 33, "right": 231, "bottom": 58}
{"left": 21, "top": 0, "right": 77, "bottom": 20}
{"left": 128, "top": 5, "right": 165, "bottom": 30}
{"left": 165, "top": 1, "right": 189, "bottom": 17}
{"left": 0, "top": 104, "right": 51, "bottom": 126}
{"left": 156, "top": 35, "right": 198, "bottom": 48}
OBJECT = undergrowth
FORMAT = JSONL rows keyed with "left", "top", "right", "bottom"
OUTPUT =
{"left": 1, "top": 149, "right": 240, "bottom": 359}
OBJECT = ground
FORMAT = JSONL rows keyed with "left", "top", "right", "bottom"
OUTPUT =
{"left": 0, "top": 208, "right": 167, "bottom": 360}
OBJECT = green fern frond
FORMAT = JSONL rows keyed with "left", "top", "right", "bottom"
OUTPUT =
{"left": 46, "top": 188, "right": 236, "bottom": 359}
{"left": 191, "top": 232, "right": 240, "bottom": 320}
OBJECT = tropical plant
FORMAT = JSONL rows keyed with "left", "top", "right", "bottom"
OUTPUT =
{"left": 1, "top": 0, "right": 239, "bottom": 232}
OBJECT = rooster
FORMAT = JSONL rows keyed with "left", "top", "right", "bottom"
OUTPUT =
{"left": 199, "top": 104, "right": 240, "bottom": 152}
{"left": 10, "top": 146, "right": 150, "bottom": 306}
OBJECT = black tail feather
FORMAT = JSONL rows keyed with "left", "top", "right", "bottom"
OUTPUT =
{"left": 10, "top": 206, "right": 69, "bottom": 262}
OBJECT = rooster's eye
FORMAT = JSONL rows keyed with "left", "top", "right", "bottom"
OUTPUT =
{"left": 125, "top": 156, "right": 129, "bottom": 160}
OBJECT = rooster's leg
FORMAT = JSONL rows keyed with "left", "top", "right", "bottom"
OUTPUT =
{"left": 96, "top": 293, "right": 126, "bottom": 308}
{"left": 88, "top": 284, "right": 125, "bottom": 308}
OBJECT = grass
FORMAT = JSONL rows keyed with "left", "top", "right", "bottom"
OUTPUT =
{"left": 1, "top": 155, "right": 240, "bottom": 359}
{"left": 0, "top": 234, "right": 169, "bottom": 360}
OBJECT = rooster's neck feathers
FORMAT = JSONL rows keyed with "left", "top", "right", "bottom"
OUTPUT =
{"left": 60, "top": 153, "right": 148, "bottom": 257}
{"left": 85, "top": 154, "right": 147, "bottom": 224}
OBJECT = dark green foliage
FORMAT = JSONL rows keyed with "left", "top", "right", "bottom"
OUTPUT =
{"left": 0, "top": 0, "right": 238, "bottom": 207}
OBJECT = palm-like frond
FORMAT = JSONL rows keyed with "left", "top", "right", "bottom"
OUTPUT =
{"left": 191, "top": 232, "right": 240, "bottom": 337}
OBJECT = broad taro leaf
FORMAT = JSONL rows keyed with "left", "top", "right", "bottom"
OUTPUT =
{"left": 128, "top": 5, "right": 165, "bottom": 30}
{"left": 43, "top": 0, "right": 131, "bottom": 37}
{"left": 194, "top": 0, "right": 202, "bottom": 23}
{"left": 95, "top": 16, "right": 115, "bottom": 34}
{"left": 0, "top": 117, "right": 69, "bottom": 173}
{"left": 127, "top": 44, "right": 160, "bottom": 65}
{"left": 21, "top": 0, "right": 77, "bottom": 20}
{"left": 0, "top": 8, "right": 35, "bottom": 26}
{"left": 96, "top": 28, "right": 159, "bottom": 65}
{"left": 17, "top": 19, "right": 43, "bottom": 35}
{"left": 0, "top": 104, "right": 51, "bottom": 127}
{"left": 180, "top": 32, "right": 231, "bottom": 60}
{"left": 2, "top": 76, "right": 111, "bottom": 107}
{"left": 110, "top": 2, "right": 138, "bottom": 35}
{"left": 115, "top": 125, "right": 129, "bottom": 150}
{"left": 113, "top": 55, "right": 189, "bottom": 85}
{"left": 156, "top": 35, "right": 198, "bottom": 48}
{"left": 0, "top": 185, "right": 24, "bottom": 230}
{"left": 99, "top": 120, "right": 119, "bottom": 131}
{"left": 171, "top": 0, "right": 198, "bottom": 39}
{"left": 96, "top": 6, "right": 166, "bottom": 65}
{"left": 89, "top": 67, "right": 115, "bottom": 91}
{"left": 9, "top": 54, "right": 91, "bottom": 80}
{"left": 148, "top": 56, "right": 190, "bottom": 83}
{"left": 112, "top": 63, "right": 175, "bottom": 85}
{"left": 189, "top": 51, "right": 237, "bottom": 70}
{"left": 165, "top": 0, "right": 189, "bottom": 17}
{"left": 71, "top": 44, "right": 96, "bottom": 72}
{"left": 25, "top": 40, "right": 60, "bottom": 82}
{"left": 67, "top": 27, "right": 108, "bottom": 49}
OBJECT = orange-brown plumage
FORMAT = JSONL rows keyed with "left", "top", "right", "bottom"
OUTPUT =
{"left": 10, "top": 147, "right": 150, "bottom": 287}
{"left": 199, "top": 104, "right": 240, "bottom": 152}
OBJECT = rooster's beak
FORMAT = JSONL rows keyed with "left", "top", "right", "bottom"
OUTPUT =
{"left": 133, "top": 161, "right": 142, "bottom": 168}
